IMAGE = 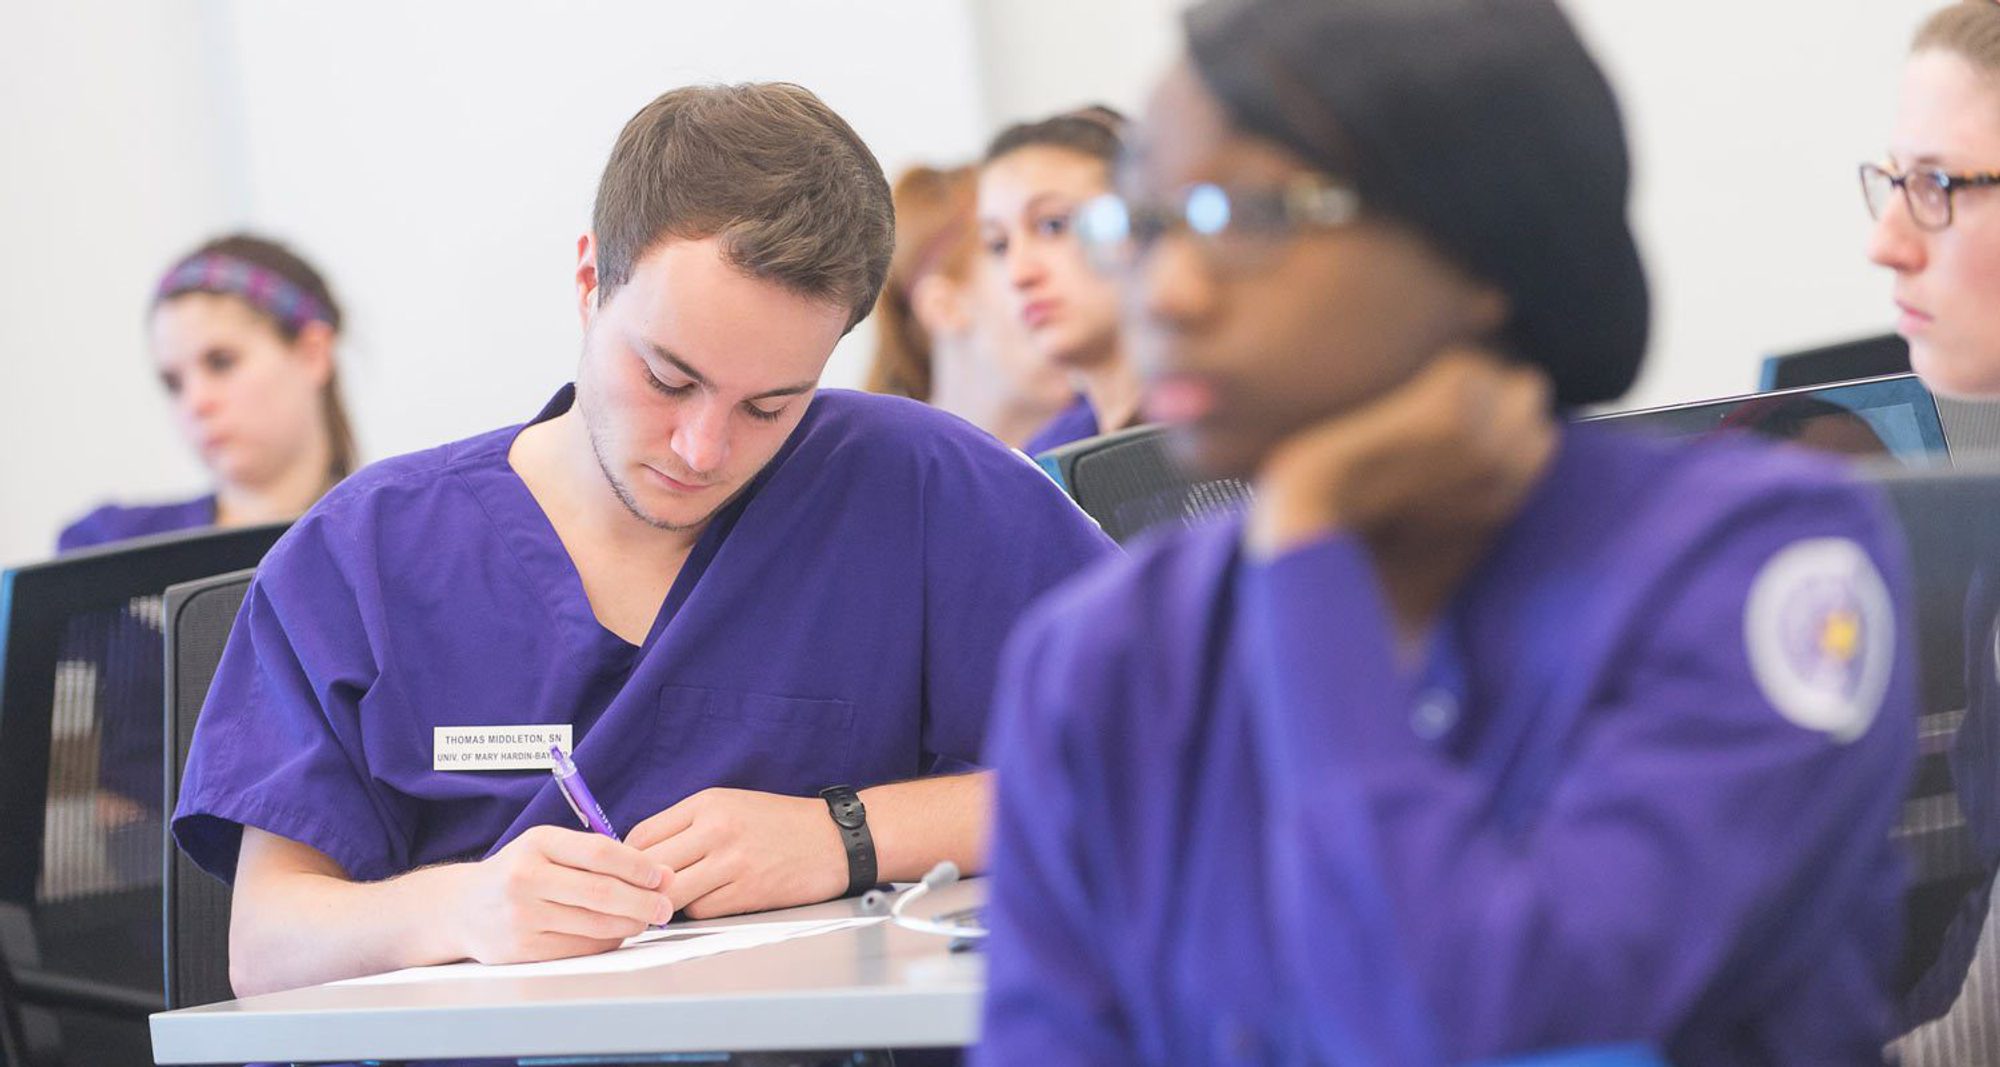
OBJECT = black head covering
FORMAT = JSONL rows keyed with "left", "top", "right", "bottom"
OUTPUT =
{"left": 1185, "top": 0, "right": 1649, "bottom": 407}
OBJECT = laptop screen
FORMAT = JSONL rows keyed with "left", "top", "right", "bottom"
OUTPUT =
{"left": 1586, "top": 374, "right": 1950, "bottom": 468}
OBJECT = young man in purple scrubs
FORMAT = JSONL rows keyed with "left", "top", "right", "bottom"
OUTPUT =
{"left": 976, "top": 1, "right": 1916, "bottom": 1063}
{"left": 172, "top": 83, "right": 1114, "bottom": 995}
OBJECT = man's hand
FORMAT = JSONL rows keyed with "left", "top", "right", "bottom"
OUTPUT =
{"left": 627, "top": 788, "right": 848, "bottom": 920}
{"left": 1246, "top": 348, "right": 1557, "bottom": 558}
{"left": 445, "top": 825, "right": 676, "bottom": 964}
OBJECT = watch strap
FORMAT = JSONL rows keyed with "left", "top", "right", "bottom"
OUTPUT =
{"left": 819, "top": 785, "right": 876, "bottom": 896}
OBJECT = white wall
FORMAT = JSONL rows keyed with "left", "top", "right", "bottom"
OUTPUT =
{"left": 968, "top": 0, "right": 1182, "bottom": 124}
{"left": 218, "top": 0, "right": 989, "bottom": 488}
{"left": 1568, "top": 0, "right": 1937, "bottom": 410}
{"left": 0, "top": 0, "right": 987, "bottom": 567}
{"left": 972, "top": 0, "right": 1940, "bottom": 411}
{"left": 0, "top": 0, "right": 242, "bottom": 565}
{"left": 0, "top": 0, "right": 1956, "bottom": 565}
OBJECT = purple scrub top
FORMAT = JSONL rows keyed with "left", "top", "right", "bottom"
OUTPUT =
{"left": 977, "top": 423, "right": 1915, "bottom": 1066}
{"left": 58, "top": 495, "right": 218, "bottom": 553}
{"left": 173, "top": 385, "right": 1115, "bottom": 886}
{"left": 1024, "top": 395, "right": 1099, "bottom": 457}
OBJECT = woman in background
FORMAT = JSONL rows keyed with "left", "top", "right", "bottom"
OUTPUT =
{"left": 868, "top": 163, "right": 1072, "bottom": 448}
{"left": 51, "top": 234, "right": 357, "bottom": 867}
{"left": 979, "top": 107, "right": 1144, "bottom": 455}
{"left": 59, "top": 233, "right": 357, "bottom": 551}
{"left": 1866, "top": 1, "right": 2000, "bottom": 400}
{"left": 1864, "top": 2, "right": 2000, "bottom": 1057}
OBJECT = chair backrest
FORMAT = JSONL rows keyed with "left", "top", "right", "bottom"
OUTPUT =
{"left": 1935, "top": 395, "right": 2000, "bottom": 462}
{"left": 1036, "top": 424, "right": 1252, "bottom": 545}
{"left": 160, "top": 570, "right": 254, "bottom": 1010}
{"left": 1760, "top": 332, "right": 1912, "bottom": 391}
{"left": 1863, "top": 467, "right": 2000, "bottom": 1061}
{"left": 0, "top": 524, "right": 284, "bottom": 1059}
{"left": 0, "top": 935, "right": 32, "bottom": 1067}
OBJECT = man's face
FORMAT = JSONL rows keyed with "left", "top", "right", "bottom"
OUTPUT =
{"left": 575, "top": 236, "right": 849, "bottom": 532}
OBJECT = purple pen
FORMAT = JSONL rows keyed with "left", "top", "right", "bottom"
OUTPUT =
{"left": 549, "top": 743, "right": 620, "bottom": 839}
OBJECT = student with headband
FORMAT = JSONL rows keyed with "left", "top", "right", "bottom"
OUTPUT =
{"left": 979, "top": 107, "right": 1146, "bottom": 455}
{"left": 868, "top": 164, "right": 1073, "bottom": 449}
{"left": 59, "top": 233, "right": 358, "bottom": 551}
{"left": 49, "top": 235, "right": 357, "bottom": 863}
{"left": 976, "top": 0, "right": 1915, "bottom": 1062}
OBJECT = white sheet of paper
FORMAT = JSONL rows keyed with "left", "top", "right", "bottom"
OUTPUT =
{"left": 332, "top": 917, "right": 886, "bottom": 986}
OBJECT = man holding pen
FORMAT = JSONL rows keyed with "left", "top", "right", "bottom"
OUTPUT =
{"left": 172, "top": 83, "right": 1113, "bottom": 995}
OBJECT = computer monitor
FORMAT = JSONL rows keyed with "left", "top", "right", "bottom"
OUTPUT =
{"left": 1587, "top": 373, "right": 1950, "bottom": 468}
{"left": 0, "top": 523, "right": 285, "bottom": 1062}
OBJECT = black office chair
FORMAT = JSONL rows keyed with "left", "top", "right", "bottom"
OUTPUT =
{"left": 0, "top": 934, "right": 171, "bottom": 1067}
{"left": 160, "top": 569, "right": 255, "bottom": 1011}
{"left": 0, "top": 524, "right": 284, "bottom": 1064}
{"left": 1761, "top": 333, "right": 1912, "bottom": 391}
{"left": 1036, "top": 425, "right": 1252, "bottom": 545}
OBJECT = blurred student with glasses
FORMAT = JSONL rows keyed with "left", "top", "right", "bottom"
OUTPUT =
{"left": 978, "top": 107, "right": 1146, "bottom": 456}
{"left": 1865, "top": 3, "right": 2000, "bottom": 1057}
{"left": 974, "top": 0, "right": 1917, "bottom": 1062}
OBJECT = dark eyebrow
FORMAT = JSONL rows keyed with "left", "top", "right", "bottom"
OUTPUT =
{"left": 640, "top": 339, "right": 816, "bottom": 402}
{"left": 1024, "top": 192, "right": 1081, "bottom": 216}
{"left": 640, "top": 340, "right": 710, "bottom": 388}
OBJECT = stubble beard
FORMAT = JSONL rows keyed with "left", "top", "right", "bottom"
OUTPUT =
{"left": 581, "top": 395, "right": 719, "bottom": 535}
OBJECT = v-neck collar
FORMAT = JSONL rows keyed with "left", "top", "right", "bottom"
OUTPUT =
{"left": 462, "top": 384, "right": 765, "bottom": 658}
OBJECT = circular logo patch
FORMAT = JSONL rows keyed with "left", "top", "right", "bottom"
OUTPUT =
{"left": 1744, "top": 537, "right": 1895, "bottom": 743}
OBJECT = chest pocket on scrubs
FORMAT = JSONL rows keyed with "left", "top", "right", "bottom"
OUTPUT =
{"left": 660, "top": 686, "right": 858, "bottom": 796}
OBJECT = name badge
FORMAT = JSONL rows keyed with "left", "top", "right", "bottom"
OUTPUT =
{"left": 433, "top": 725, "right": 574, "bottom": 771}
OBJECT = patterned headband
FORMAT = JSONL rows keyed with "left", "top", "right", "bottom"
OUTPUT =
{"left": 154, "top": 253, "right": 330, "bottom": 334}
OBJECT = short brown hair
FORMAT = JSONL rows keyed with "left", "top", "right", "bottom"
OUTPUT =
{"left": 1915, "top": 1, "right": 2000, "bottom": 73}
{"left": 592, "top": 83, "right": 894, "bottom": 332}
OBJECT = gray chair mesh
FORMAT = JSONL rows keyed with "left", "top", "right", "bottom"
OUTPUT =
{"left": 1064, "top": 430, "right": 1251, "bottom": 545}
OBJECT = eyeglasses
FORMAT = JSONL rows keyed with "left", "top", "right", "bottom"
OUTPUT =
{"left": 1860, "top": 162, "right": 2000, "bottom": 232}
{"left": 1073, "top": 178, "right": 1361, "bottom": 276}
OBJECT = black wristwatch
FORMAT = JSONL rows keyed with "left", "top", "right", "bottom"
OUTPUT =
{"left": 819, "top": 784, "right": 877, "bottom": 897}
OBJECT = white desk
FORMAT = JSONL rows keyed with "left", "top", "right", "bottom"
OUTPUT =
{"left": 148, "top": 880, "right": 985, "bottom": 1064}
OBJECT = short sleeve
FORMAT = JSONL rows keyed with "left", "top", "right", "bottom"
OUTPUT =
{"left": 171, "top": 515, "right": 409, "bottom": 884}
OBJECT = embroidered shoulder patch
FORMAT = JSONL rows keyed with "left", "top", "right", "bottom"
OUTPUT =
{"left": 1743, "top": 537, "right": 1894, "bottom": 743}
